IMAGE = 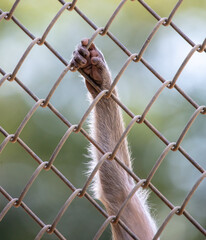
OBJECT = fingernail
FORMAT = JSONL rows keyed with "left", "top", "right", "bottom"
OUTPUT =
{"left": 91, "top": 58, "right": 98, "bottom": 64}
{"left": 81, "top": 39, "right": 88, "bottom": 46}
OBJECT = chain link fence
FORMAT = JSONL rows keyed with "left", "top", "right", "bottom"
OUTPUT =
{"left": 0, "top": 0, "right": 206, "bottom": 239}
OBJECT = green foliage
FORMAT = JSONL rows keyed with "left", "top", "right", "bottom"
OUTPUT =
{"left": 0, "top": 1, "right": 205, "bottom": 240}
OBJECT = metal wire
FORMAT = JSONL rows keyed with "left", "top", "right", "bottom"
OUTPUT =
{"left": 0, "top": 0, "right": 205, "bottom": 239}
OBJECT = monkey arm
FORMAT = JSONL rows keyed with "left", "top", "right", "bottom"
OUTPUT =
{"left": 70, "top": 39, "right": 157, "bottom": 240}
{"left": 92, "top": 90, "right": 156, "bottom": 240}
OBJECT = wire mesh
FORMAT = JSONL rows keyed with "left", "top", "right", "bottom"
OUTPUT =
{"left": 0, "top": 0, "right": 205, "bottom": 239}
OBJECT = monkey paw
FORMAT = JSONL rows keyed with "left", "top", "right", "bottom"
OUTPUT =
{"left": 70, "top": 39, "right": 111, "bottom": 95}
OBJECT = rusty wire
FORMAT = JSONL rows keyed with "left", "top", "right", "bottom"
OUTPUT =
{"left": 0, "top": 0, "right": 206, "bottom": 239}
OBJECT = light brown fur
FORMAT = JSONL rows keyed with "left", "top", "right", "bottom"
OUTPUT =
{"left": 70, "top": 39, "right": 157, "bottom": 240}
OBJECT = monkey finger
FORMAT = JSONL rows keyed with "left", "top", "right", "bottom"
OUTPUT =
{"left": 81, "top": 38, "right": 89, "bottom": 46}
{"left": 90, "top": 50, "right": 99, "bottom": 58}
{"left": 81, "top": 38, "right": 96, "bottom": 51}
{"left": 78, "top": 46, "right": 90, "bottom": 58}
{"left": 70, "top": 59, "right": 79, "bottom": 70}
{"left": 74, "top": 53, "right": 87, "bottom": 67}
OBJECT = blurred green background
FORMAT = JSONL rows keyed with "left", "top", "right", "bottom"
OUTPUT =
{"left": 0, "top": 0, "right": 205, "bottom": 239}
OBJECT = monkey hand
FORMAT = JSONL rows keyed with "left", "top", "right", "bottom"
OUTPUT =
{"left": 70, "top": 39, "right": 111, "bottom": 96}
